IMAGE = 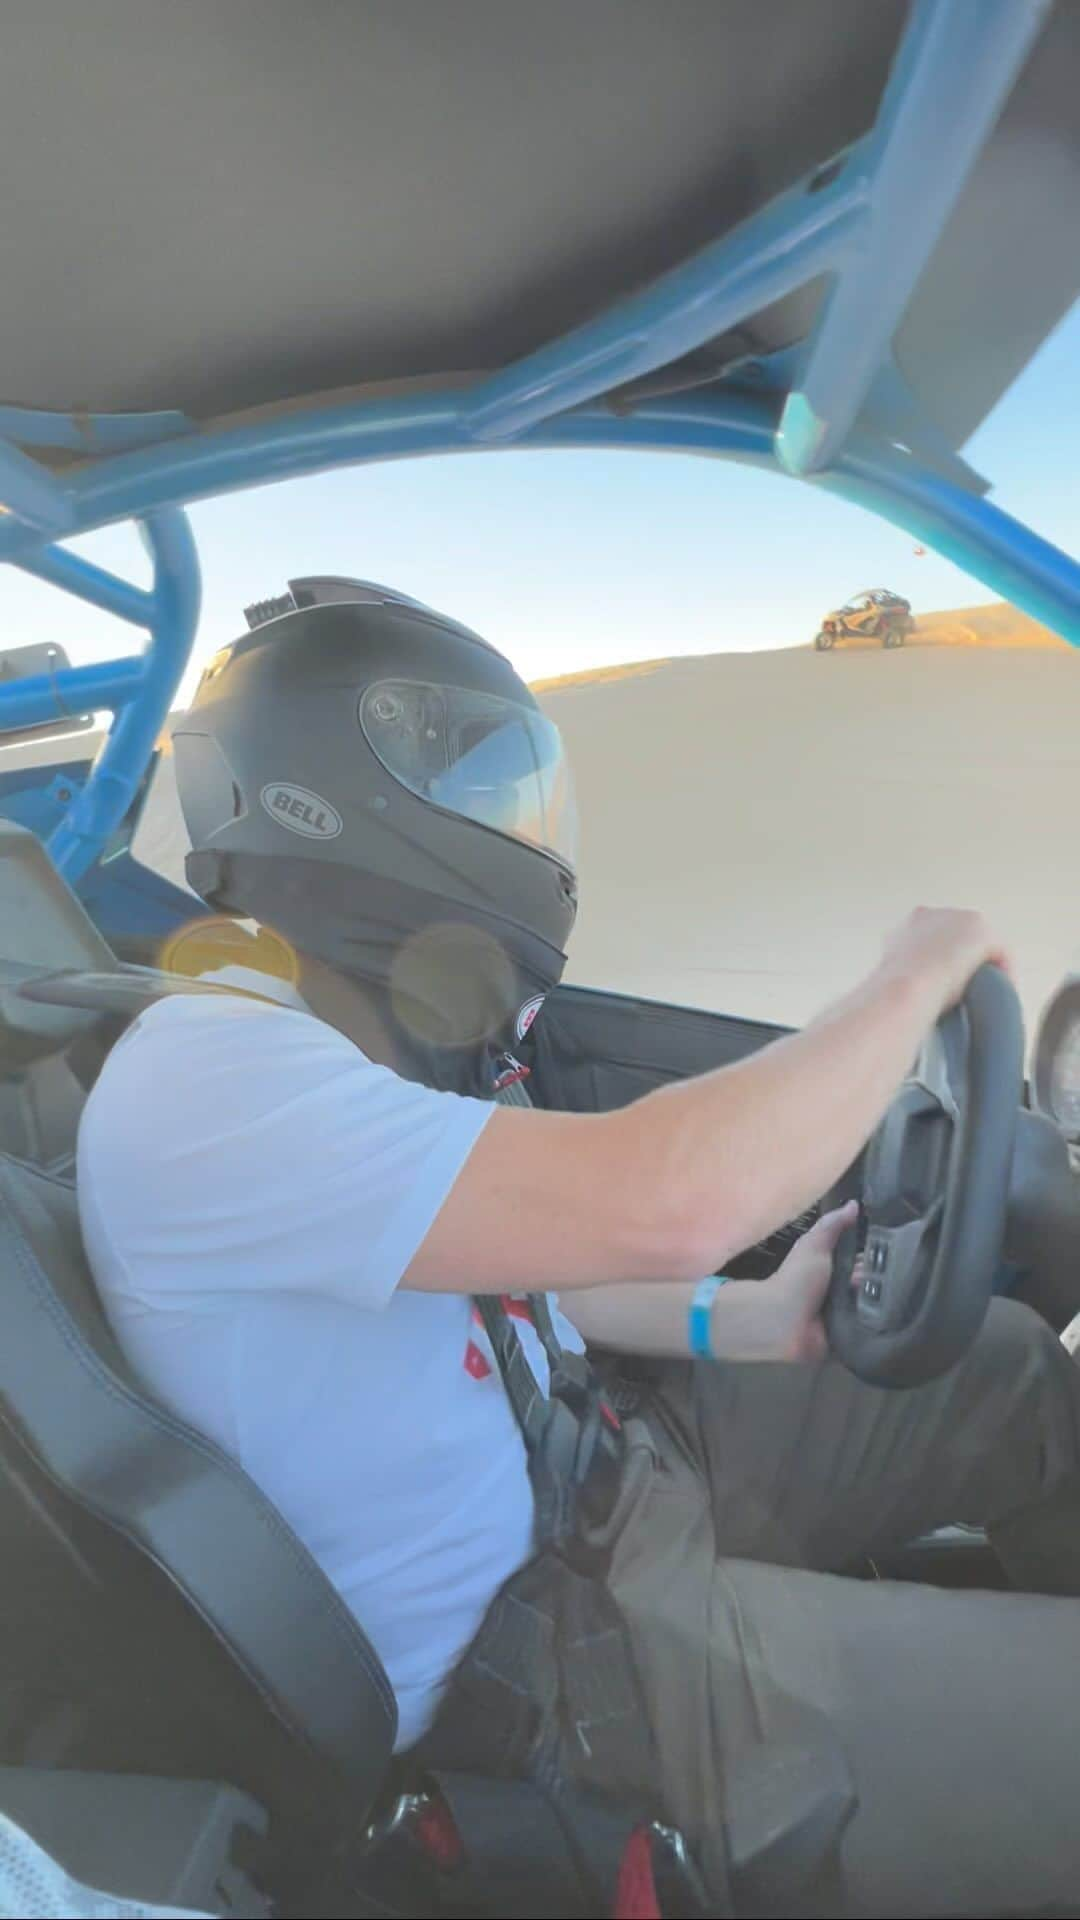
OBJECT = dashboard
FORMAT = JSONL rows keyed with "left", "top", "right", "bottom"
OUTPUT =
{"left": 1031, "top": 975, "right": 1080, "bottom": 1143}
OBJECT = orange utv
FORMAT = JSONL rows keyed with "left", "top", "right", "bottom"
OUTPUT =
{"left": 815, "top": 588, "right": 914, "bottom": 649}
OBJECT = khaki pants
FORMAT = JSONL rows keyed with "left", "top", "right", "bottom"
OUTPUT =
{"left": 596, "top": 1298, "right": 1080, "bottom": 1916}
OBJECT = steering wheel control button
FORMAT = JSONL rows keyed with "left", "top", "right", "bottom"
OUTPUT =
{"left": 857, "top": 1233, "right": 890, "bottom": 1312}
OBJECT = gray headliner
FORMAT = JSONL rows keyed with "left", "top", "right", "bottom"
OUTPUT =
{"left": 0, "top": 1, "right": 1076, "bottom": 459}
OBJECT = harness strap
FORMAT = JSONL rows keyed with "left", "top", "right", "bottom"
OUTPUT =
{"left": 427, "top": 1068, "right": 720, "bottom": 1914}
{"left": 475, "top": 1078, "right": 622, "bottom": 1551}
{"left": 473, "top": 1290, "right": 550, "bottom": 1450}
{"left": 424, "top": 1770, "right": 683, "bottom": 1919}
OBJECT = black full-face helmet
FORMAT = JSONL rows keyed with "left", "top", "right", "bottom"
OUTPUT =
{"left": 173, "top": 579, "right": 579, "bottom": 1069}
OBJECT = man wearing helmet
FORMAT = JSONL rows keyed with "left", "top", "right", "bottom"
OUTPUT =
{"left": 78, "top": 582, "right": 1080, "bottom": 1915}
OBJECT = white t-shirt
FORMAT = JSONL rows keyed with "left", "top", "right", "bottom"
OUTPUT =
{"left": 76, "top": 980, "right": 584, "bottom": 1750}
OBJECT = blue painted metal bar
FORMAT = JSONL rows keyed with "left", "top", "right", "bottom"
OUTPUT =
{"left": 857, "top": 361, "right": 990, "bottom": 497}
{"left": 462, "top": 154, "right": 867, "bottom": 442}
{"left": 0, "top": 404, "right": 194, "bottom": 455}
{"left": 0, "top": 384, "right": 1076, "bottom": 645}
{"left": 776, "top": 0, "right": 1052, "bottom": 477}
{"left": 0, "top": 392, "right": 478, "bottom": 560}
{"left": 0, "top": 437, "right": 76, "bottom": 537}
{"left": 536, "top": 394, "right": 1080, "bottom": 645}
{"left": 0, "top": 386, "right": 1073, "bottom": 887}
{"left": 16, "top": 540, "right": 156, "bottom": 628}
{"left": 0, "top": 387, "right": 786, "bottom": 558}
{"left": 0, "top": 0, "right": 1063, "bottom": 888}
{"left": 819, "top": 442, "right": 1080, "bottom": 648}
{"left": 46, "top": 509, "right": 201, "bottom": 883}
{"left": 0, "top": 656, "right": 143, "bottom": 735}
{"left": 542, "top": 398, "right": 1080, "bottom": 643}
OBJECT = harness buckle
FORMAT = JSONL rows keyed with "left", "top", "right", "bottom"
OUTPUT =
{"left": 531, "top": 1378, "right": 624, "bottom": 1551}
{"left": 647, "top": 1822, "right": 713, "bottom": 1915}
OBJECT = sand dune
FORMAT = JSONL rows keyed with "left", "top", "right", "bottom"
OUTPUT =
{"left": 539, "top": 643, "right": 1080, "bottom": 1038}
{"left": 3, "top": 602, "right": 1078, "bottom": 1042}
{"left": 532, "top": 601, "right": 1068, "bottom": 694}
{"left": 883, "top": 604, "right": 1065, "bottom": 652}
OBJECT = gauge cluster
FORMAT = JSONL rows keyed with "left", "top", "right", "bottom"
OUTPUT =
{"left": 1031, "top": 976, "right": 1080, "bottom": 1143}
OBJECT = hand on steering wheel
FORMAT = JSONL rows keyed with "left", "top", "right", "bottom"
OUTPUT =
{"left": 825, "top": 965, "right": 1024, "bottom": 1387}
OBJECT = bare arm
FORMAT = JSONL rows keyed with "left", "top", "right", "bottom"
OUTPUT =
{"left": 404, "top": 909, "right": 1007, "bottom": 1297}
{"left": 565, "top": 1205, "right": 856, "bottom": 1361}
{"left": 565, "top": 1280, "right": 708, "bottom": 1355}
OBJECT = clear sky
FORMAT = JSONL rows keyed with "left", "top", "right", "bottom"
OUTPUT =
{"left": 4, "top": 299, "right": 1077, "bottom": 698}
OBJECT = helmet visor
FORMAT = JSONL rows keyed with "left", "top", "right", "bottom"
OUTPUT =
{"left": 360, "top": 679, "right": 577, "bottom": 869}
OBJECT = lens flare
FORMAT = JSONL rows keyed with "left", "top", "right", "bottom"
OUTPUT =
{"left": 390, "top": 921, "right": 515, "bottom": 1048}
{"left": 158, "top": 915, "right": 299, "bottom": 985}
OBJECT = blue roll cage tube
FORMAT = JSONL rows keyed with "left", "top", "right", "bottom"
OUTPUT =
{"left": 0, "top": 0, "right": 1074, "bottom": 886}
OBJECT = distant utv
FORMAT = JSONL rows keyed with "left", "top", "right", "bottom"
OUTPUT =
{"left": 815, "top": 588, "right": 914, "bottom": 650}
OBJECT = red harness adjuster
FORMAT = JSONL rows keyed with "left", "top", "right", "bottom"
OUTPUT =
{"left": 613, "top": 1825, "right": 663, "bottom": 1919}
{"left": 493, "top": 1060, "right": 532, "bottom": 1091}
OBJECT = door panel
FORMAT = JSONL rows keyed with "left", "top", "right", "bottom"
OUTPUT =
{"left": 527, "top": 984, "right": 814, "bottom": 1278}
{"left": 529, "top": 982, "right": 787, "bottom": 1112}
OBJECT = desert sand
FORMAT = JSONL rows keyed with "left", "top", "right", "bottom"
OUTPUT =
{"left": 541, "top": 635, "right": 1080, "bottom": 1036}
{"left": 5, "top": 604, "right": 1078, "bottom": 1042}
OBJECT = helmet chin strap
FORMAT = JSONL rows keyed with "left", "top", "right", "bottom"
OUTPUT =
{"left": 296, "top": 952, "right": 514, "bottom": 1097}
{"left": 187, "top": 849, "right": 564, "bottom": 1097}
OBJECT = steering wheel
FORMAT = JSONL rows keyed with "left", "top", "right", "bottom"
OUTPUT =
{"left": 825, "top": 965, "right": 1023, "bottom": 1388}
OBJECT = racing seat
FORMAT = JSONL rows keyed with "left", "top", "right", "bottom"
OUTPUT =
{"left": 0, "top": 825, "right": 403, "bottom": 1902}
{"left": 0, "top": 823, "right": 118, "bottom": 1171}
{"left": 0, "top": 1148, "right": 398, "bottom": 1812}
{"left": 0, "top": 1151, "right": 701, "bottom": 1918}
{"left": 0, "top": 829, "right": 682, "bottom": 1918}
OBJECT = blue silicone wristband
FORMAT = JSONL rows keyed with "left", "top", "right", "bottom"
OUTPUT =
{"left": 689, "top": 1275, "right": 731, "bottom": 1359}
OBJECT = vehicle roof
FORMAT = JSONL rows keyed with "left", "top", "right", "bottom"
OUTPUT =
{"left": 1, "top": 0, "right": 1077, "bottom": 468}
